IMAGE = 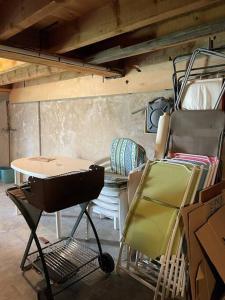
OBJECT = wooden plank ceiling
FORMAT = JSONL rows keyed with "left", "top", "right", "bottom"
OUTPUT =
{"left": 0, "top": 0, "right": 225, "bottom": 87}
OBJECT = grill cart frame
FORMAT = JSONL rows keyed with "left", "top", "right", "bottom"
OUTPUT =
{"left": 7, "top": 165, "right": 114, "bottom": 300}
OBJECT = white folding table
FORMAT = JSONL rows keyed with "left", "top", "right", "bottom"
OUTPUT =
{"left": 11, "top": 156, "right": 92, "bottom": 239}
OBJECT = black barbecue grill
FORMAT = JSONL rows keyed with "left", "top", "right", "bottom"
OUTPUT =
{"left": 7, "top": 164, "right": 115, "bottom": 300}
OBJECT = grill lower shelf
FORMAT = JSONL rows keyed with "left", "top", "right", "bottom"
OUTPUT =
{"left": 27, "top": 238, "right": 99, "bottom": 284}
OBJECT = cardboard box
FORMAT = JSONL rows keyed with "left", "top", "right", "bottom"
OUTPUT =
{"left": 182, "top": 200, "right": 217, "bottom": 300}
{"left": 199, "top": 180, "right": 225, "bottom": 203}
{"left": 196, "top": 205, "right": 225, "bottom": 283}
{"left": 181, "top": 183, "right": 225, "bottom": 300}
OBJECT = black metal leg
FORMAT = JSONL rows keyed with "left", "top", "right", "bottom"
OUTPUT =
{"left": 20, "top": 210, "right": 42, "bottom": 270}
{"left": 70, "top": 202, "right": 103, "bottom": 256}
{"left": 33, "top": 233, "right": 53, "bottom": 300}
{"left": 38, "top": 288, "right": 54, "bottom": 300}
{"left": 84, "top": 209, "right": 103, "bottom": 256}
{"left": 20, "top": 233, "right": 34, "bottom": 270}
{"left": 70, "top": 202, "right": 89, "bottom": 237}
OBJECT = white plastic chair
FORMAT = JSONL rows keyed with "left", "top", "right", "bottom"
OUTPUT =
{"left": 87, "top": 138, "right": 146, "bottom": 240}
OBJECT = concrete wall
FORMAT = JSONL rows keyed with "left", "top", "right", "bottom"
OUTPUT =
{"left": 9, "top": 90, "right": 173, "bottom": 162}
{"left": 0, "top": 92, "right": 10, "bottom": 166}
{"left": 10, "top": 102, "right": 40, "bottom": 160}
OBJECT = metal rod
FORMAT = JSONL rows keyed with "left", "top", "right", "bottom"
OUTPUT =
{"left": 173, "top": 47, "right": 225, "bottom": 106}
{"left": 84, "top": 209, "right": 103, "bottom": 256}
{"left": 6, "top": 99, "right": 10, "bottom": 165}
{"left": 70, "top": 202, "right": 88, "bottom": 237}
{"left": 38, "top": 101, "right": 42, "bottom": 156}
{"left": 33, "top": 233, "right": 54, "bottom": 300}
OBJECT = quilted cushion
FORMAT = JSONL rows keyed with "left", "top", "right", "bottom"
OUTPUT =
{"left": 110, "top": 138, "right": 146, "bottom": 176}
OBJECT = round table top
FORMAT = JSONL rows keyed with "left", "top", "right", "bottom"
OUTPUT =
{"left": 11, "top": 156, "right": 93, "bottom": 178}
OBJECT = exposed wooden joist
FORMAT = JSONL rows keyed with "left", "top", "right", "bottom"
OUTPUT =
{"left": 0, "top": 0, "right": 70, "bottom": 40}
{"left": 0, "top": 59, "right": 25, "bottom": 72}
{"left": 10, "top": 31, "right": 225, "bottom": 103}
{"left": 0, "top": 87, "right": 11, "bottom": 92}
{"left": 13, "top": 70, "right": 83, "bottom": 88}
{"left": 150, "top": 2, "right": 225, "bottom": 40}
{"left": 87, "top": 18, "right": 225, "bottom": 64}
{"left": 0, "top": 63, "right": 66, "bottom": 86}
{"left": 46, "top": 0, "right": 222, "bottom": 54}
{"left": 0, "top": 45, "right": 122, "bottom": 77}
{"left": 10, "top": 63, "right": 174, "bottom": 103}
{"left": 100, "top": 1, "right": 225, "bottom": 55}
{"left": 6, "top": 49, "right": 212, "bottom": 102}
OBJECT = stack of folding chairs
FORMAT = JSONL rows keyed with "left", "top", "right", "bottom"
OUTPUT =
{"left": 117, "top": 49, "right": 225, "bottom": 300}
{"left": 116, "top": 153, "right": 221, "bottom": 298}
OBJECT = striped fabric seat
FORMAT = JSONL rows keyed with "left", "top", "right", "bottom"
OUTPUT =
{"left": 88, "top": 138, "right": 146, "bottom": 240}
{"left": 110, "top": 138, "right": 146, "bottom": 176}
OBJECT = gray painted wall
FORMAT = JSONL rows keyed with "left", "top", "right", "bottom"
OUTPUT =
{"left": 9, "top": 90, "right": 173, "bottom": 162}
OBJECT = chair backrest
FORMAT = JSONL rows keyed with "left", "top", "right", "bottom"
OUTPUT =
{"left": 110, "top": 138, "right": 146, "bottom": 176}
{"left": 168, "top": 110, "right": 225, "bottom": 157}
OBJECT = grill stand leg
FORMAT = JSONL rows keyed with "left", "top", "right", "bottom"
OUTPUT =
{"left": 8, "top": 194, "right": 54, "bottom": 300}
{"left": 84, "top": 209, "right": 103, "bottom": 256}
{"left": 20, "top": 210, "right": 42, "bottom": 270}
{"left": 17, "top": 209, "right": 54, "bottom": 299}
{"left": 70, "top": 202, "right": 88, "bottom": 237}
{"left": 70, "top": 202, "right": 103, "bottom": 256}
{"left": 84, "top": 207, "right": 115, "bottom": 273}
{"left": 33, "top": 232, "right": 54, "bottom": 300}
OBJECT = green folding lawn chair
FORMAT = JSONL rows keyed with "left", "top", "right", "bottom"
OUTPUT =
{"left": 117, "top": 160, "right": 203, "bottom": 300}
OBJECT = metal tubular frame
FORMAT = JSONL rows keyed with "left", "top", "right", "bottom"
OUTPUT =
{"left": 172, "top": 47, "right": 225, "bottom": 110}
{"left": 7, "top": 187, "right": 110, "bottom": 300}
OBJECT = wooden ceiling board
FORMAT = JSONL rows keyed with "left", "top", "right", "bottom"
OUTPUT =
{"left": 0, "top": 59, "right": 25, "bottom": 72}
{"left": 32, "top": 0, "right": 111, "bottom": 30}
{"left": 32, "top": 16, "right": 62, "bottom": 30}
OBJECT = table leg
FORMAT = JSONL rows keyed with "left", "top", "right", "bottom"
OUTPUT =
{"left": 14, "top": 170, "right": 23, "bottom": 215}
{"left": 55, "top": 211, "right": 62, "bottom": 239}
{"left": 14, "top": 170, "right": 23, "bottom": 185}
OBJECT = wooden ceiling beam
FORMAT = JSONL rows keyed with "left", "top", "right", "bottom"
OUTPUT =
{"left": 46, "top": 0, "right": 222, "bottom": 54}
{"left": 0, "top": 87, "right": 11, "bottom": 92}
{"left": 0, "top": 45, "right": 122, "bottom": 77}
{"left": 0, "top": 63, "right": 65, "bottom": 86}
{"left": 13, "top": 70, "right": 83, "bottom": 88}
{"left": 87, "top": 18, "right": 225, "bottom": 64}
{"left": 0, "top": 0, "right": 71, "bottom": 40}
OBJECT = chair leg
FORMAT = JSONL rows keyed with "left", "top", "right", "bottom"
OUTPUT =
{"left": 113, "top": 216, "right": 117, "bottom": 230}
{"left": 99, "top": 213, "right": 104, "bottom": 219}
{"left": 119, "top": 189, "right": 128, "bottom": 240}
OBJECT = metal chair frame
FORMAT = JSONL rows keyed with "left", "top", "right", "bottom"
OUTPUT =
{"left": 172, "top": 48, "right": 225, "bottom": 110}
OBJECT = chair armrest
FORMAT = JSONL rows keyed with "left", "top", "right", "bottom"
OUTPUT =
{"left": 93, "top": 157, "right": 110, "bottom": 167}
{"left": 129, "top": 163, "right": 146, "bottom": 174}
{"left": 128, "top": 169, "right": 143, "bottom": 206}
{"left": 104, "top": 165, "right": 111, "bottom": 171}
{"left": 104, "top": 172, "right": 128, "bottom": 185}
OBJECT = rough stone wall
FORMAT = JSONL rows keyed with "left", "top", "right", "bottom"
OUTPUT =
{"left": 10, "top": 90, "right": 173, "bottom": 162}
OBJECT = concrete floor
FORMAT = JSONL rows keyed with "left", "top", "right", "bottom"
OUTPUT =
{"left": 0, "top": 183, "right": 154, "bottom": 300}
